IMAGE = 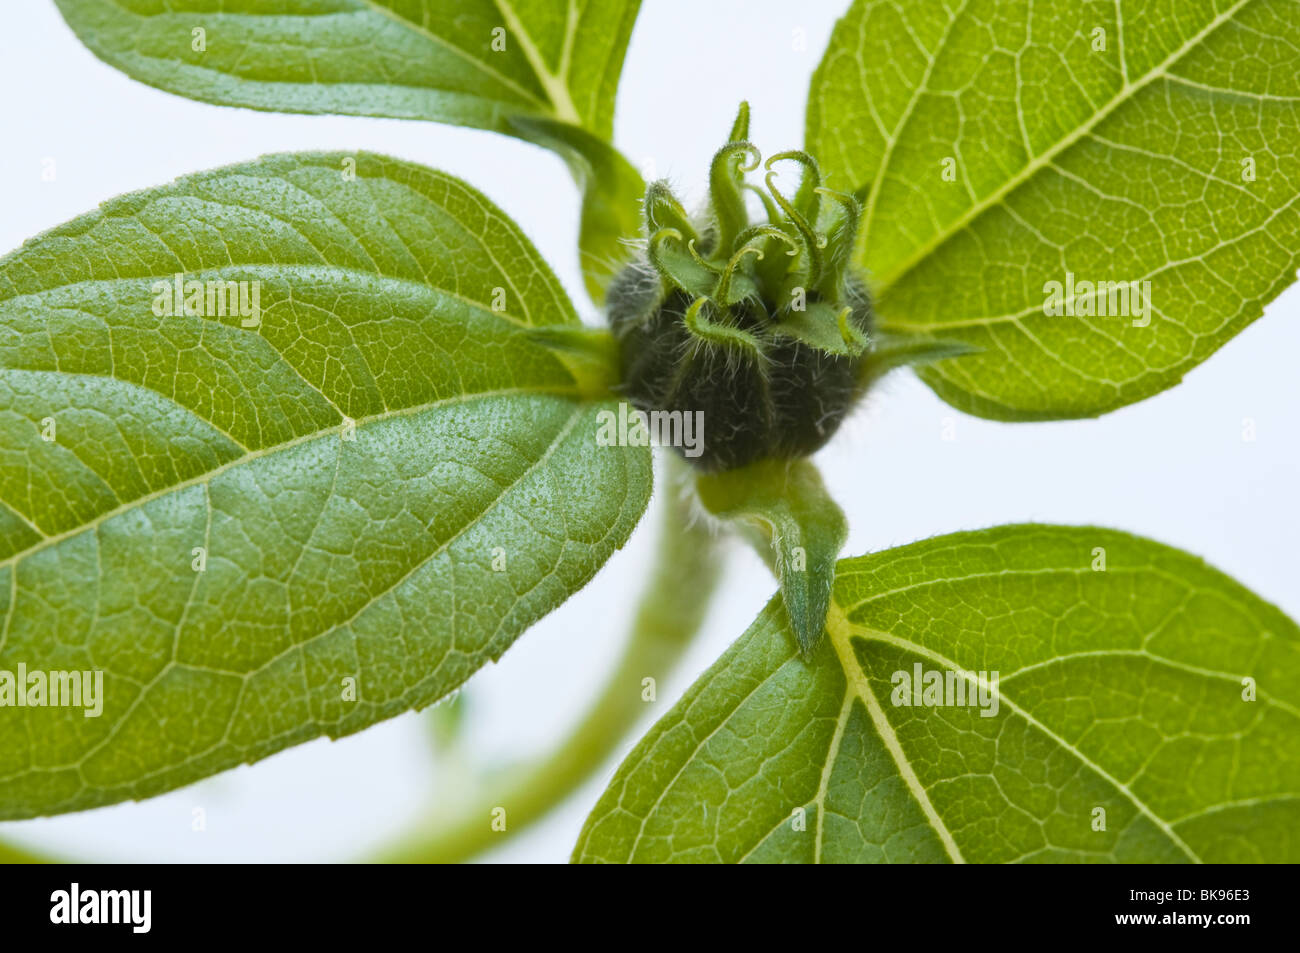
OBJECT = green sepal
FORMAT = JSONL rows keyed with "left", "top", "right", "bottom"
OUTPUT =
{"left": 713, "top": 246, "right": 763, "bottom": 306}
{"left": 645, "top": 180, "right": 699, "bottom": 242}
{"left": 682, "top": 297, "right": 767, "bottom": 359}
{"left": 771, "top": 302, "right": 867, "bottom": 357}
{"left": 708, "top": 142, "right": 760, "bottom": 258}
{"left": 858, "top": 331, "right": 980, "bottom": 393}
{"left": 727, "top": 100, "right": 751, "bottom": 143}
{"left": 764, "top": 167, "right": 823, "bottom": 288}
{"left": 812, "top": 187, "right": 862, "bottom": 300}
{"left": 765, "top": 151, "right": 823, "bottom": 230}
{"left": 695, "top": 458, "right": 847, "bottom": 655}
{"left": 648, "top": 229, "right": 719, "bottom": 298}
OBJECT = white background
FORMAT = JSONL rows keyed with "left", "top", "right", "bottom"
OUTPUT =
{"left": 1, "top": 0, "right": 1296, "bottom": 863}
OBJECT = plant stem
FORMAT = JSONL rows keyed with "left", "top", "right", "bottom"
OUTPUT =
{"left": 376, "top": 455, "right": 723, "bottom": 863}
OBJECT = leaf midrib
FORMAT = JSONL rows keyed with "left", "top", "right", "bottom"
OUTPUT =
{"left": 490, "top": 0, "right": 582, "bottom": 123}
{"left": 338, "top": 0, "right": 555, "bottom": 112}
{"left": 839, "top": 616, "right": 1204, "bottom": 863}
{"left": 826, "top": 603, "right": 966, "bottom": 863}
{"left": 43, "top": 406, "right": 589, "bottom": 786}
{"left": 871, "top": 0, "right": 1256, "bottom": 297}
{"left": 0, "top": 385, "right": 582, "bottom": 572}
{"left": 1, "top": 266, "right": 552, "bottom": 331}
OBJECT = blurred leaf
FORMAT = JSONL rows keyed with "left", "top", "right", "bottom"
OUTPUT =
{"left": 511, "top": 117, "right": 646, "bottom": 305}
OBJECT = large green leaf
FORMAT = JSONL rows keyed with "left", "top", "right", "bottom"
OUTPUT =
{"left": 0, "top": 152, "right": 651, "bottom": 819}
{"left": 574, "top": 525, "right": 1300, "bottom": 863}
{"left": 53, "top": 0, "right": 640, "bottom": 139}
{"left": 808, "top": 0, "right": 1300, "bottom": 420}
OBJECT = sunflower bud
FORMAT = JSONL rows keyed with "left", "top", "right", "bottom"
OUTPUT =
{"left": 608, "top": 103, "right": 874, "bottom": 472}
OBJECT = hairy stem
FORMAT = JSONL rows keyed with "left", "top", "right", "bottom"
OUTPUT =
{"left": 376, "top": 455, "right": 724, "bottom": 863}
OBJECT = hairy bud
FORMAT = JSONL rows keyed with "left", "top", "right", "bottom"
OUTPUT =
{"left": 607, "top": 103, "right": 875, "bottom": 471}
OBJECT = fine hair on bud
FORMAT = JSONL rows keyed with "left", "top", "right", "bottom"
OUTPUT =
{"left": 607, "top": 103, "right": 875, "bottom": 472}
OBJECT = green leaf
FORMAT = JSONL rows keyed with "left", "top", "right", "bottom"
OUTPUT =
{"left": 0, "top": 151, "right": 651, "bottom": 819}
{"left": 53, "top": 0, "right": 640, "bottom": 139}
{"left": 808, "top": 0, "right": 1300, "bottom": 420}
{"left": 695, "top": 460, "right": 846, "bottom": 657}
{"left": 52, "top": 1, "right": 648, "bottom": 310}
{"left": 509, "top": 117, "right": 646, "bottom": 305}
{"left": 574, "top": 525, "right": 1300, "bottom": 863}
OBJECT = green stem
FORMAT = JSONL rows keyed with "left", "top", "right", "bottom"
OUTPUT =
{"left": 375, "top": 456, "right": 724, "bottom": 863}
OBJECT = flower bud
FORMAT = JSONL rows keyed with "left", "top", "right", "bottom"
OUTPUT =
{"left": 607, "top": 103, "right": 874, "bottom": 472}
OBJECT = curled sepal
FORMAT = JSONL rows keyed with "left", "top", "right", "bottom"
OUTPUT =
{"left": 709, "top": 142, "right": 761, "bottom": 258}
{"left": 751, "top": 224, "right": 802, "bottom": 299}
{"left": 857, "top": 331, "right": 980, "bottom": 393}
{"left": 813, "top": 186, "right": 862, "bottom": 300}
{"left": 682, "top": 296, "right": 766, "bottom": 360}
{"left": 714, "top": 245, "right": 763, "bottom": 306}
{"left": 648, "top": 228, "right": 719, "bottom": 299}
{"left": 686, "top": 237, "right": 720, "bottom": 274}
{"left": 837, "top": 306, "right": 870, "bottom": 354}
{"left": 765, "top": 151, "right": 823, "bottom": 228}
{"left": 694, "top": 458, "right": 847, "bottom": 656}
{"left": 771, "top": 302, "right": 868, "bottom": 358}
{"left": 743, "top": 182, "right": 781, "bottom": 225}
{"left": 736, "top": 223, "right": 797, "bottom": 290}
{"left": 735, "top": 223, "right": 799, "bottom": 252}
{"left": 645, "top": 181, "right": 699, "bottom": 243}
{"left": 764, "top": 167, "right": 823, "bottom": 288}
